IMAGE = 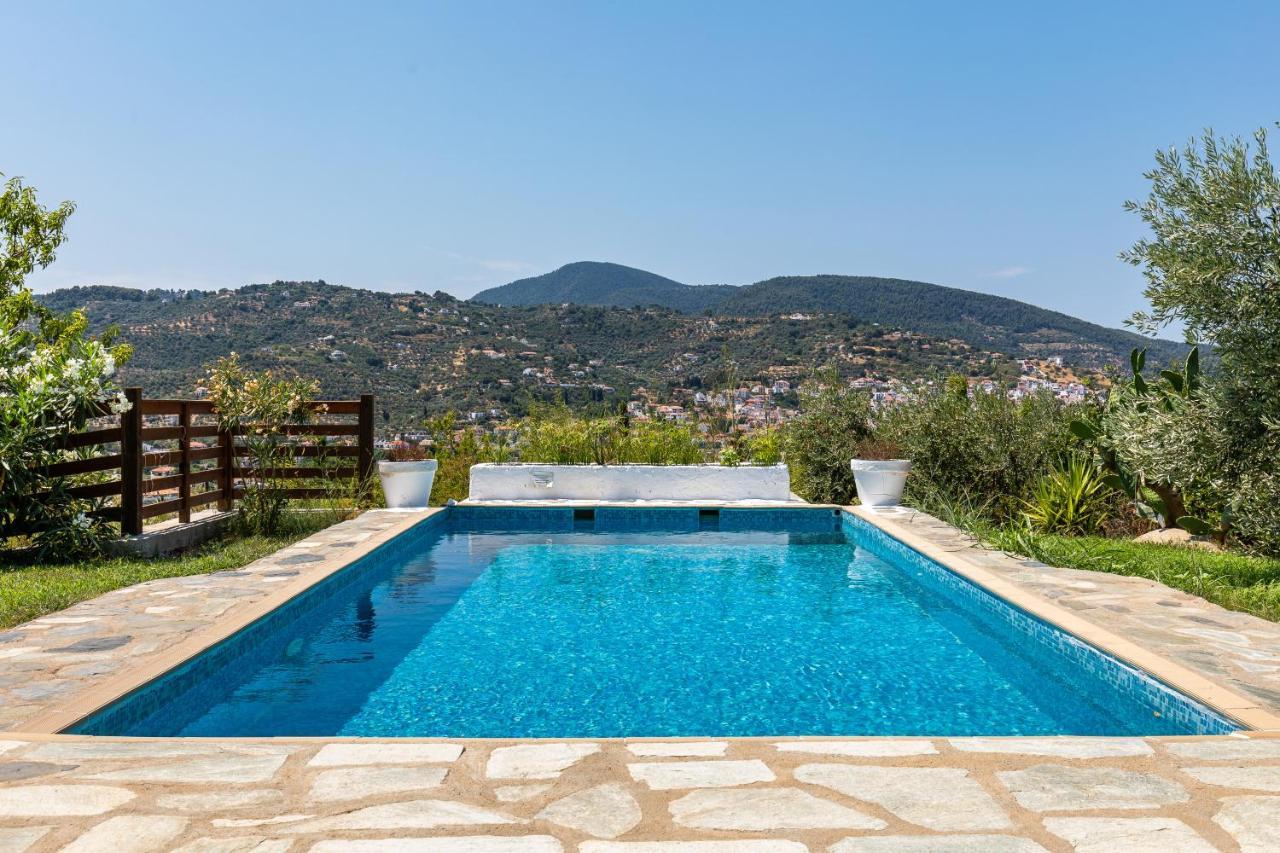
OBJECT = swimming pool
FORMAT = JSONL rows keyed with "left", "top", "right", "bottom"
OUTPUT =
{"left": 72, "top": 506, "right": 1236, "bottom": 737}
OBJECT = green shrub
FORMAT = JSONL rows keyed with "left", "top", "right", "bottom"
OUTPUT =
{"left": 1022, "top": 457, "right": 1111, "bottom": 536}
{"left": 878, "top": 385, "right": 1079, "bottom": 522}
{"left": 742, "top": 428, "right": 783, "bottom": 466}
{"left": 517, "top": 405, "right": 705, "bottom": 465}
{"left": 783, "top": 372, "right": 873, "bottom": 504}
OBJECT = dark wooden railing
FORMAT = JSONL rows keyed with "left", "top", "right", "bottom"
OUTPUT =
{"left": 30, "top": 389, "right": 374, "bottom": 535}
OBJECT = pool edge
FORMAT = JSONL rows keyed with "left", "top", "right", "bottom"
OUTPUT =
{"left": 848, "top": 505, "right": 1280, "bottom": 733}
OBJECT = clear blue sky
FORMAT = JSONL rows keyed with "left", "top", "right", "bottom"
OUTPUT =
{"left": 4, "top": 1, "right": 1276, "bottom": 329}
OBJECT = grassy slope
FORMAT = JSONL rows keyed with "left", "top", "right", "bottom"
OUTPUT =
{"left": 0, "top": 515, "right": 335, "bottom": 629}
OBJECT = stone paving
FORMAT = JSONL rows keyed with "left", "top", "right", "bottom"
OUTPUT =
{"left": 0, "top": 735, "right": 1279, "bottom": 851}
{"left": 5, "top": 506, "right": 1280, "bottom": 849}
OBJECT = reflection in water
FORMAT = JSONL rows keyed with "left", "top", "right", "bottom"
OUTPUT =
{"left": 354, "top": 590, "right": 376, "bottom": 642}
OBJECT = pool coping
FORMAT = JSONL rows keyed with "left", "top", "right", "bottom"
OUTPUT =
{"left": 9, "top": 500, "right": 1280, "bottom": 737}
{"left": 848, "top": 505, "right": 1280, "bottom": 733}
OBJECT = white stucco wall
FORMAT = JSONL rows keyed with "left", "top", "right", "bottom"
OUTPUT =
{"left": 467, "top": 463, "right": 794, "bottom": 502}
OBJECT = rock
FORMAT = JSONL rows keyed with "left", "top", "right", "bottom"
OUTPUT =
{"left": 580, "top": 843, "right": 806, "bottom": 853}
{"left": 829, "top": 837, "right": 1047, "bottom": 852}
{"left": 628, "top": 759, "right": 775, "bottom": 789}
{"left": 172, "top": 839, "right": 292, "bottom": 853}
{"left": 495, "top": 784, "right": 554, "bottom": 802}
{"left": 0, "top": 784, "right": 135, "bottom": 816}
{"left": 278, "top": 799, "right": 518, "bottom": 833}
{"left": 950, "top": 737, "right": 1152, "bottom": 758}
{"left": 669, "top": 787, "right": 886, "bottom": 831}
{"left": 486, "top": 743, "right": 600, "bottom": 779}
{"left": 537, "top": 783, "right": 642, "bottom": 838}
{"left": 1135, "top": 528, "right": 1222, "bottom": 551}
{"left": 308, "top": 743, "right": 463, "bottom": 766}
{"left": 997, "top": 765, "right": 1188, "bottom": 811}
{"left": 0, "top": 827, "right": 51, "bottom": 853}
{"left": 1184, "top": 765, "right": 1280, "bottom": 791}
{"left": 1167, "top": 739, "right": 1280, "bottom": 761}
{"left": 61, "top": 816, "right": 188, "bottom": 853}
{"left": 775, "top": 740, "right": 937, "bottom": 757}
{"left": 1214, "top": 795, "right": 1280, "bottom": 853}
{"left": 309, "top": 765, "right": 449, "bottom": 801}
{"left": 794, "top": 764, "right": 1010, "bottom": 831}
{"left": 626, "top": 741, "right": 728, "bottom": 757}
{"left": 157, "top": 789, "right": 284, "bottom": 811}
{"left": 1043, "top": 816, "right": 1216, "bottom": 853}
{"left": 85, "top": 753, "right": 286, "bottom": 783}
{"left": 311, "top": 839, "right": 563, "bottom": 853}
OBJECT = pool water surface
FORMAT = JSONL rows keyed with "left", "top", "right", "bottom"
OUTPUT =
{"left": 73, "top": 507, "right": 1235, "bottom": 737}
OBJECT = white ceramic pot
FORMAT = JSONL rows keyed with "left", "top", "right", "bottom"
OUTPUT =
{"left": 378, "top": 459, "right": 438, "bottom": 508}
{"left": 850, "top": 459, "right": 912, "bottom": 508}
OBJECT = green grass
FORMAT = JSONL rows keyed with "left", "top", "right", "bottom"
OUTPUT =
{"left": 915, "top": 493, "right": 1280, "bottom": 621}
{"left": 987, "top": 524, "right": 1280, "bottom": 622}
{"left": 0, "top": 513, "right": 337, "bottom": 630}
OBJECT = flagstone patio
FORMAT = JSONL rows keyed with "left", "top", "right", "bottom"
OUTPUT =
{"left": 4, "top": 505, "right": 1280, "bottom": 850}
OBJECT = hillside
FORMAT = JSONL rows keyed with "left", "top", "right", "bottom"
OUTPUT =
{"left": 42, "top": 281, "right": 1026, "bottom": 432}
{"left": 472, "top": 261, "right": 735, "bottom": 312}
{"left": 472, "top": 264, "right": 1184, "bottom": 366}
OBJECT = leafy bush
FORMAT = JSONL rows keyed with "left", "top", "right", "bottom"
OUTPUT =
{"left": 878, "top": 384, "right": 1079, "bottom": 522}
{"left": 424, "top": 413, "right": 512, "bottom": 505}
{"left": 783, "top": 372, "right": 873, "bottom": 504}
{"left": 517, "top": 406, "right": 705, "bottom": 465}
{"left": 1022, "top": 457, "right": 1111, "bottom": 536}
{"left": 741, "top": 428, "right": 783, "bottom": 466}
{"left": 206, "top": 354, "right": 321, "bottom": 534}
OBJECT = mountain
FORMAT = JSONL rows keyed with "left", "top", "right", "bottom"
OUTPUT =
{"left": 41, "top": 281, "right": 1030, "bottom": 433}
{"left": 472, "top": 264, "right": 1184, "bottom": 366}
{"left": 472, "top": 261, "right": 735, "bottom": 313}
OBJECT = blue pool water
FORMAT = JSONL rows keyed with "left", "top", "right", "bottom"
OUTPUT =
{"left": 74, "top": 507, "right": 1236, "bottom": 737}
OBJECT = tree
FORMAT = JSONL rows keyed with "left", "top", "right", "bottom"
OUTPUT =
{"left": 1123, "top": 128, "right": 1280, "bottom": 552}
{"left": 2, "top": 173, "right": 76, "bottom": 297}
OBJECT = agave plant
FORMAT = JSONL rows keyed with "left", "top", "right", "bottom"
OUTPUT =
{"left": 1022, "top": 457, "right": 1111, "bottom": 536}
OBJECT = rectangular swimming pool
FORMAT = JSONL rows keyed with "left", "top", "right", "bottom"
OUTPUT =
{"left": 72, "top": 507, "right": 1236, "bottom": 737}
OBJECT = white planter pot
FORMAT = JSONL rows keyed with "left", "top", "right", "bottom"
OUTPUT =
{"left": 378, "top": 459, "right": 438, "bottom": 508}
{"left": 850, "top": 459, "right": 911, "bottom": 508}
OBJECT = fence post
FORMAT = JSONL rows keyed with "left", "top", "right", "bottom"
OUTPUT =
{"left": 120, "top": 387, "right": 143, "bottom": 536}
{"left": 178, "top": 401, "right": 192, "bottom": 524}
{"left": 218, "top": 423, "right": 234, "bottom": 513}
{"left": 358, "top": 394, "right": 375, "bottom": 486}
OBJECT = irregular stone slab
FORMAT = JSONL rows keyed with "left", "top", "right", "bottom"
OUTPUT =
{"left": 0, "top": 827, "right": 51, "bottom": 852}
{"left": 795, "top": 764, "right": 1009, "bottom": 831}
{"left": 172, "top": 839, "right": 292, "bottom": 853}
{"left": 627, "top": 741, "right": 728, "bottom": 757}
{"left": 212, "top": 815, "right": 311, "bottom": 828}
{"left": 53, "top": 635, "right": 131, "bottom": 653}
{"left": 309, "top": 765, "right": 449, "bottom": 801}
{"left": 495, "top": 783, "right": 554, "bottom": 802}
{"left": 830, "top": 837, "right": 1047, "bottom": 852}
{"left": 0, "top": 761, "right": 76, "bottom": 781}
{"left": 312, "top": 839, "right": 562, "bottom": 853}
{"left": 581, "top": 843, "right": 807, "bottom": 853}
{"left": 775, "top": 741, "right": 937, "bottom": 757}
{"left": 951, "top": 737, "right": 1153, "bottom": 758}
{"left": 86, "top": 753, "right": 286, "bottom": 783}
{"left": 998, "top": 764, "right": 1188, "bottom": 812}
{"left": 1214, "top": 795, "right": 1280, "bottom": 853}
{"left": 629, "top": 759, "right": 775, "bottom": 790}
{"left": 1168, "top": 739, "right": 1280, "bottom": 761}
{"left": 1043, "top": 816, "right": 1216, "bottom": 853}
{"left": 537, "top": 783, "right": 642, "bottom": 838}
{"left": 670, "top": 787, "right": 887, "bottom": 831}
{"left": 1184, "top": 765, "right": 1280, "bottom": 791}
{"left": 308, "top": 742, "right": 463, "bottom": 766}
{"left": 278, "top": 799, "right": 518, "bottom": 833}
{"left": 0, "top": 783, "right": 135, "bottom": 816}
{"left": 61, "top": 815, "right": 188, "bottom": 853}
{"left": 0, "top": 740, "right": 23, "bottom": 755}
{"left": 487, "top": 743, "right": 600, "bottom": 779}
{"left": 24, "top": 741, "right": 230, "bottom": 760}
{"left": 157, "top": 789, "right": 285, "bottom": 811}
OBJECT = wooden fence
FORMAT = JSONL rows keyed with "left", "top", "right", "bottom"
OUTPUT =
{"left": 32, "top": 389, "right": 375, "bottom": 536}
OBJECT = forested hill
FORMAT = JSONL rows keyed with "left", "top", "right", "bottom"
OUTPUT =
{"left": 473, "top": 261, "right": 735, "bottom": 313}
{"left": 472, "top": 263, "right": 1184, "bottom": 366}
{"left": 42, "top": 280, "right": 1038, "bottom": 432}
